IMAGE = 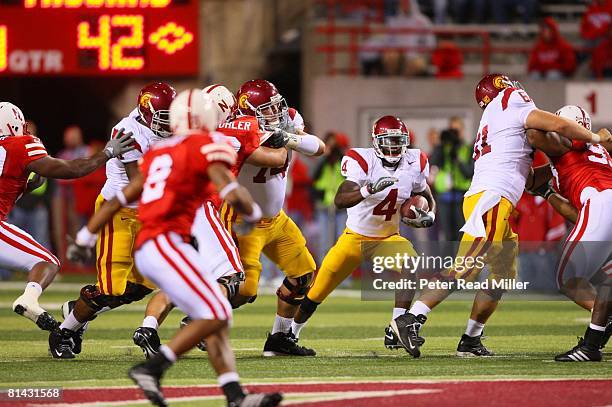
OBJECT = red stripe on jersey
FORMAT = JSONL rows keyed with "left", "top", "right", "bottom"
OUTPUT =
{"left": 557, "top": 200, "right": 590, "bottom": 288}
{"left": 1, "top": 222, "right": 59, "bottom": 265}
{"left": 187, "top": 89, "right": 193, "bottom": 130}
{"left": 419, "top": 151, "right": 428, "bottom": 172}
{"left": 105, "top": 220, "right": 114, "bottom": 295}
{"left": 97, "top": 223, "right": 106, "bottom": 293}
{"left": 288, "top": 107, "right": 297, "bottom": 121}
{"left": 501, "top": 88, "right": 517, "bottom": 111}
{"left": 346, "top": 150, "right": 368, "bottom": 174}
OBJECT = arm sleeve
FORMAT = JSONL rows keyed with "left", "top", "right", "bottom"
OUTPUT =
{"left": 340, "top": 150, "right": 368, "bottom": 186}
{"left": 22, "top": 136, "right": 49, "bottom": 166}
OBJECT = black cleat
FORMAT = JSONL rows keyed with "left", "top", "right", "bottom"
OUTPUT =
{"left": 128, "top": 354, "right": 172, "bottom": 407}
{"left": 602, "top": 316, "right": 612, "bottom": 350}
{"left": 456, "top": 334, "right": 494, "bottom": 357}
{"left": 133, "top": 327, "right": 161, "bottom": 359}
{"left": 230, "top": 392, "right": 283, "bottom": 407}
{"left": 384, "top": 325, "right": 402, "bottom": 349}
{"left": 262, "top": 332, "right": 316, "bottom": 357}
{"left": 555, "top": 338, "right": 602, "bottom": 362}
{"left": 390, "top": 313, "right": 426, "bottom": 358}
{"left": 180, "top": 316, "right": 206, "bottom": 351}
{"left": 61, "top": 300, "right": 88, "bottom": 354}
{"left": 48, "top": 328, "right": 76, "bottom": 359}
{"left": 13, "top": 304, "right": 59, "bottom": 332}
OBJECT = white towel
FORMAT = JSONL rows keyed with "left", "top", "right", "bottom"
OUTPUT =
{"left": 460, "top": 191, "right": 502, "bottom": 238}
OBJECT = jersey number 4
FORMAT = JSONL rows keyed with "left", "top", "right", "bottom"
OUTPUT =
{"left": 141, "top": 154, "right": 173, "bottom": 204}
{"left": 372, "top": 188, "right": 398, "bottom": 221}
{"left": 473, "top": 125, "right": 491, "bottom": 161}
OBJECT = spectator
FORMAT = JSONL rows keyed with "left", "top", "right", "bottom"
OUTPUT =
{"left": 492, "top": 0, "right": 538, "bottom": 25}
{"left": 313, "top": 132, "right": 350, "bottom": 262}
{"left": 431, "top": 40, "right": 464, "bottom": 78}
{"left": 429, "top": 117, "right": 473, "bottom": 241}
{"left": 580, "top": 0, "right": 612, "bottom": 44}
{"left": 591, "top": 25, "right": 612, "bottom": 78}
{"left": 450, "top": 0, "right": 486, "bottom": 24}
{"left": 528, "top": 17, "right": 576, "bottom": 80}
{"left": 359, "top": 32, "right": 386, "bottom": 76}
{"left": 286, "top": 156, "right": 314, "bottom": 229}
{"left": 382, "top": 0, "right": 436, "bottom": 76}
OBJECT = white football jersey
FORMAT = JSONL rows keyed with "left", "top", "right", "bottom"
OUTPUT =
{"left": 341, "top": 148, "right": 429, "bottom": 238}
{"left": 238, "top": 109, "right": 305, "bottom": 218}
{"left": 100, "top": 108, "right": 161, "bottom": 208}
{"left": 465, "top": 88, "right": 537, "bottom": 207}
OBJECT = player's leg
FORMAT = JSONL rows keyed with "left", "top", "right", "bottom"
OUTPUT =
{"left": 128, "top": 233, "right": 282, "bottom": 407}
{"left": 132, "top": 291, "right": 174, "bottom": 359}
{"left": 0, "top": 221, "right": 61, "bottom": 331}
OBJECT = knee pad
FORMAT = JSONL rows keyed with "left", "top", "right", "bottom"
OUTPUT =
{"left": 79, "top": 283, "right": 152, "bottom": 312}
{"left": 277, "top": 273, "right": 313, "bottom": 306}
{"left": 121, "top": 282, "right": 153, "bottom": 304}
{"left": 299, "top": 296, "right": 320, "bottom": 315}
{"left": 217, "top": 272, "right": 245, "bottom": 309}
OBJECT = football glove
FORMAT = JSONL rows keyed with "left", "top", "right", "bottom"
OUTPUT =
{"left": 527, "top": 179, "right": 555, "bottom": 200}
{"left": 104, "top": 128, "right": 136, "bottom": 158}
{"left": 265, "top": 128, "right": 290, "bottom": 149}
{"left": 26, "top": 173, "right": 46, "bottom": 193}
{"left": 402, "top": 208, "right": 435, "bottom": 228}
{"left": 66, "top": 235, "right": 95, "bottom": 264}
{"left": 363, "top": 177, "right": 398, "bottom": 196}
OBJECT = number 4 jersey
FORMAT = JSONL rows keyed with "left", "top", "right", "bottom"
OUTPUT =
{"left": 341, "top": 148, "right": 429, "bottom": 238}
{"left": 135, "top": 131, "right": 236, "bottom": 249}
{"left": 466, "top": 87, "right": 537, "bottom": 207}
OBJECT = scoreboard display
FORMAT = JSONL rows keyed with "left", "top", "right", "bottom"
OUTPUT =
{"left": 0, "top": 0, "right": 199, "bottom": 76}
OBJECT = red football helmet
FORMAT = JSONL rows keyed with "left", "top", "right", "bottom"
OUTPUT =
{"left": 236, "top": 79, "right": 288, "bottom": 131}
{"left": 474, "top": 73, "right": 520, "bottom": 109}
{"left": 137, "top": 82, "right": 177, "bottom": 138}
{"left": 371, "top": 115, "right": 411, "bottom": 164}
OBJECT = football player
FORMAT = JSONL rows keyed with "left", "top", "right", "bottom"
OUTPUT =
{"left": 130, "top": 84, "right": 290, "bottom": 358}
{"left": 68, "top": 89, "right": 281, "bottom": 407}
{"left": 525, "top": 105, "right": 612, "bottom": 361}
{"left": 220, "top": 79, "right": 325, "bottom": 356}
{"left": 0, "top": 102, "right": 134, "bottom": 332}
{"left": 54, "top": 82, "right": 176, "bottom": 359}
{"left": 392, "top": 74, "right": 612, "bottom": 358}
{"left": 292, "top": 115, "right": 436, "bottom": 349}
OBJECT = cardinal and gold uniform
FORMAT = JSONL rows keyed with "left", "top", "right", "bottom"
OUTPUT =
{"left": 307, "top": 148, "right": 427, "bottom": 303}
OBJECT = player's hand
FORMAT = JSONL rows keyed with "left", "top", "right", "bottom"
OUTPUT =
{"left": 265, "top": 128, "right": 290, "bottom": 149}
{"left": 66, "top": 235, "right": 95, "bottom": 264}
{"left": 402, "top": 208, "right": 435, "bottom": 228}
{"left": 233, "top": 203, "right": 262, "bottom": 237}
{"left": 596, "top": 128, "right": 612, "bottom": 143}
{"left": 104, "top": 128, "right": 136, "bottom": 158}
{"left": 366, "top": 177, "right": 398, "bottom": 195}
{"left": 527, "top": 179, "right": 555, "bottom": 200}
{"left": 26, "top": 173, "right": 46, "bottom": 192}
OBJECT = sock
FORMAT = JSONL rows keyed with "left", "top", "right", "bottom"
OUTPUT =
{"left": 219, "top": 372, "right": 245, "bottom": 404}
{"left": 589, "top": 323, "right": 606, "bottom": 331}
{"left": 584, "top": 326, "right": 605, "bottom": 349}
{"left": 271, "top": 315, "right": 292, "bottom": 334}
{"left": 290, "top": 320, "right": 306, "bottom": 338}
{"left": 59, "top": 312, "right": 84, "bottom": 332}
{"left": 159, "top": 345, "right": 177, "bottom": 363}
{"left": 392, "top": 307, "right": 407, "bottom": 320}
{"left": 25, "top": 282, "right": 43, "bottom": 296}
{"left": 142, "top": 316, "right": 159, "bottom": 330}
{"left": 408, "top": 301, "right": 432, "bottom": 317}
{"left": 465, "top": 319, "right": 485, "bottom": 337}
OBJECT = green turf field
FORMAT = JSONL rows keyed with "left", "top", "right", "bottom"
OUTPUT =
{"left": 0, "top": 280, "right": 609, "bottom": 395}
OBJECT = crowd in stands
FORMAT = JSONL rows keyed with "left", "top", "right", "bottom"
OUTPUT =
{"left": 328, "top": 0, "right": 612, "bottom": 79}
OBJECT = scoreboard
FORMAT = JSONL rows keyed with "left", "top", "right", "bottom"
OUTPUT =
{"left": 0, "top": 0, "right": 199, "bottom": 76}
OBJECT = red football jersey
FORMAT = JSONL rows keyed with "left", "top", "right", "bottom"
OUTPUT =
{"left": 550, "top": 141, "right": 612, "bottom": 209}
{"left": 0, "top": 135, "right": 48, "bottom": 220}
{"left": 135, "top": 131, "right": 236, "bottom": 248}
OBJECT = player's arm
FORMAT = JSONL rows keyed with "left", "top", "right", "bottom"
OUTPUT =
{"left": 26, "top": 129, "right": 135, "bottom": 179}
{"left": 598, "top": 128, "right": 612, "bottom": 152}
{"left": 412, "top": 184, "right": 437, "bottom": 216}
{"left": 527, "top": 180, "right": 578, "bottom": 223}
{"left": 267, "top": 128, "right": 325, "bottom": 157}
{"left": 334, "top": 177, "right": 398, "bottom": 209}
{"left": 207, "top": 163, "right": 262, "bottom": 224}
{"left": 245, "top": 145, "right": 288, "bottom": 168}
{"left": 525, "top": 109, "right": 611, "bottom": 144}
{"left": 526, "top": 129, "right": 572, "bottom": 157}
{"left": 526, "top": 164, "right": 553, "bottom": 191}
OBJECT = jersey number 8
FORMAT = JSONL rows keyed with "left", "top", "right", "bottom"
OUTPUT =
{"left": 141, "top": 154, "right": 173, "bottom": 204}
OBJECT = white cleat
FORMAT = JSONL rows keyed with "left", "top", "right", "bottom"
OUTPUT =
{"left": 12, "top": 295, "right": 58, "bottom": 331}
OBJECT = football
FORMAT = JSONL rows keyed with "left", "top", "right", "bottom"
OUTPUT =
{"left": 401, "top": 195, "right": 429, "bottom": 219}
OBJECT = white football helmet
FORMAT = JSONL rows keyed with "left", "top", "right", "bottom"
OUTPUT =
{"left": 555, "top": 105, "right": 592, "bottom": 131}
{"left": 203, "top": 84, "right": 237, "bottom": 125}
{"left": 170, "top": 89, "right": 219, "bottom": 135}
{"left": 0, "top": 102, "right": 26, "bottom": 137}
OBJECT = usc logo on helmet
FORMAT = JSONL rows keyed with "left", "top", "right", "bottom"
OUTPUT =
{"left": 139, "top": 92, "right": 153, "bottom": 110}
{"left": 493, "top": 76, "right": 510, "bottom": 90}
{"left": 238, "top": 94, "right": 249, "bottom": 110}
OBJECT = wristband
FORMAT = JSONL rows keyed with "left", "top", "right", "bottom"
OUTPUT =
{"left": 242, "top": 202, "right": 262, "bottom": 223}
{"left": 219, "top": 181, "right": 239, "bottom": 200}
{"left": 360, "top": 185, "right": 371, "bottom": 198}
{"left": 75, "top": 226, "right": 97, "bottom": 247}
{"left": 115, "top": 190, "right": 128, "bottom": 206}
{"left": 591, "top": 133, "right": 601, "bottom": 144}
{"left": 427, "top": 211, "right": 436, "bottom": 223}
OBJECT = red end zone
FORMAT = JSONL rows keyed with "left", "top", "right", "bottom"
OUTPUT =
{"left": 4, "top": 379, "right": 611, "bottom": 406}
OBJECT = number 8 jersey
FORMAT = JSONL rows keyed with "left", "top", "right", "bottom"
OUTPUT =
{"left": 341, "top": 148, "right": 429, "bottom": 238}
{"left": 466, "top": 87, "right": 537, "bottom": 207}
